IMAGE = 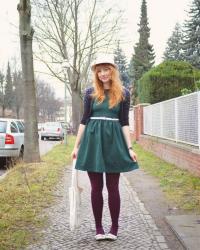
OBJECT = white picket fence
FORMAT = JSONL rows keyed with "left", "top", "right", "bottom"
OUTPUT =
{"left": 143, "top": 91, "right": 200, "bottom": 148}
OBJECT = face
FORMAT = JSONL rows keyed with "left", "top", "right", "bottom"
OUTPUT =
{"left": 96, "top": 65, "right": 112, "bottom": 83}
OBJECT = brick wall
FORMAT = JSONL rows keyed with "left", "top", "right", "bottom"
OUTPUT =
{"left": 131, "top": 103, "right": 200, "bottom": 177}
{"left": 132, "top": 103, "right": 149, "bottom": 141}
{"left": 138, "top": 135, "right": 200, "bottom": 176}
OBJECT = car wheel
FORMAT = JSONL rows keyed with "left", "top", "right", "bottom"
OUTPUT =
{"left": 41, "top": 136, "right": 44, "bottom": 140}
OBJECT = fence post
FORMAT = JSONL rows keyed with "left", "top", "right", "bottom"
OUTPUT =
{"left": 160, "top": 103, "right": 163, "bottom": 137}
{"left": 198, "top": 91, "right": 200, "bottom": 149}
{"left": 175, "top": 99, "right": 178, "bottom": 143}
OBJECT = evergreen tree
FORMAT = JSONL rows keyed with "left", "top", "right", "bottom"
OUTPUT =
{"left": 5, "top": 62, "right": 13, "bottom": 110}
{"left": 182, "top": 0, "right": 200, "bottom": 68}
{"left": 114, "top": 41, "right": 130, "bottom": 88}
{"left": 129, "top": 0, "right": 155, "bottom": 103}
{"left": 0, "top": 71, "right": 6, "bottom": 117}
{"left": 139, "top": 61, "right": 200, "bottom": 104}
{"left": 163, "top": 23, "right": 184, "bottom": 61}
{"left": 13, "top": 70, "right": 23, "bottom": 118}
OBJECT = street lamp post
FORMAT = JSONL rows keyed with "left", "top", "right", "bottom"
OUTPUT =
{"left": 62, "top": 60, "right": 70, "bottom": 145}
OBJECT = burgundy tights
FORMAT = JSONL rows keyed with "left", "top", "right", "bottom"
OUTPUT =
{"left": 87, "top": 172, "right": 120, "bottom": 236}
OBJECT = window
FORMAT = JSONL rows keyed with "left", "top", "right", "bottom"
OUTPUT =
{"left": 16, "top": 121, "right": 24, "bottom": 133}
{"left": 0, "top": 121, "right": 7, "bottom": 133}
{"left": 10, "top": 122, "right": 18, "bottom": 133}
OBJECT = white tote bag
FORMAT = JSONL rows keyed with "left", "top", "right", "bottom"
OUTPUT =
{"left": 69, "top": 158, "right": 83, "bottom": 231}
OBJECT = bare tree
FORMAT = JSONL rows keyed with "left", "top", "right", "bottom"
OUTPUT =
{"left": 32, "top": 0, "right": 122, "bottom": 132}
{"left": 17, "top": 0, "right": 40, "bottom": 162}
{"left": 36, "top": 79, "right": 62, "bottom": 121}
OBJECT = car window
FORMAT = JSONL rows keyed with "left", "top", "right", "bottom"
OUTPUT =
{"left": 19, "top": 121, "right": 25, "bottom": 127}
{"left": 10, "top": 122, "right": 19, "bottom": 133}
{"left": 16, "top": 121, "right": 25, "bottom": 133}
{"left": 45, "top": 122, "right": 61, "bottom": 127}
{"left": 0, "top": 121, "right": 7, "bottom": 133}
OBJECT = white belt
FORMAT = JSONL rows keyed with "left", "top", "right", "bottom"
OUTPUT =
{"left": 90, "top": 116, "right": 119, "bottom": 121}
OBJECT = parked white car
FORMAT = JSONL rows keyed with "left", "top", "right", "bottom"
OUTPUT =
{"left": 41, "top": 122, "right": 64, "bottom": 140}
{"left": 0, "top": 118, "right": 25, "bottom": 158}
{"left": 38, "top": 123, "right": 43, "bottom": 131}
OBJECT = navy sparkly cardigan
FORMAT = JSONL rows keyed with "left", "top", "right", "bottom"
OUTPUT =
{"left": 80, "top": 87, "right": 131, "bottom": 127}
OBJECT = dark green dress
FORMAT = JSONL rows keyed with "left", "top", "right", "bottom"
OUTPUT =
{"left": 75, "top": 93, "right": 139, "bottom": 173}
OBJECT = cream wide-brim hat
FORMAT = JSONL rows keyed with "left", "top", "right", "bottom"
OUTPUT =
{"left": 91, "top": 54, "right": 118, "bottom": 71}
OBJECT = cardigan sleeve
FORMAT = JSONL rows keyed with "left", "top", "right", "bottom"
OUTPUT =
{"left": 80, "top": 87, "right": 93, "bottom": 125}
{"left": 120, "top": 88, "right": 130, "bottom": 126}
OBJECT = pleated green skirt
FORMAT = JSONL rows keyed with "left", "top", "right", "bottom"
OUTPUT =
{"left": 75, "top": 94, "right": 139, "bottom": 173}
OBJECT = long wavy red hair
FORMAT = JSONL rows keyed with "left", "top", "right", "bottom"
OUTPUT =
{"left": 91, "top": 64, "right": 124, "bottom": 108}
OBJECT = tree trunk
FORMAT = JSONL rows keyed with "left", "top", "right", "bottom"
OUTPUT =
{"left": 72, "top": 89, "right": 82, "bottom": 133}
{"left": 16, "top": 106, "right": 20, "bottom": 119}
{"left": 2, "top": 106, "right": 5, "bottom": 117}
{"left": 18, "top": 0, "right": 40, "bottom": 162}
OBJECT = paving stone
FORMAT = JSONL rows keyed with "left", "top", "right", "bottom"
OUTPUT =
{"left": 159, "top": 243, "right": 169, "bottom": 249}
{"left": 156, "top": 236, "right": 167, "bottom": 243}
{"left": 26, "top": 167, "right": 170, "bottom": 250}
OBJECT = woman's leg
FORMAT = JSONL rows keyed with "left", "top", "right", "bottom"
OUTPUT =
{"left": 106, "top": 173, "right": 120, "bottom": 236}
{"left": 87, "top": 172, "right": 104, "bottom": 235}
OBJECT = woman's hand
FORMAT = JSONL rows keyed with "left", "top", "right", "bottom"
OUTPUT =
{"left": 71, "top": 147, "right": 79, "bottom": 159}
{"left": 71, "top": 124, "right": 85, "bottom": 160}
{"left": 129, "top": 149, "right": 137, "bottom": 162}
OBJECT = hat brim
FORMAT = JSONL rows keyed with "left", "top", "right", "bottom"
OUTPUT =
{"left": 91, "top": 62, "right": 117, "bottom": 71}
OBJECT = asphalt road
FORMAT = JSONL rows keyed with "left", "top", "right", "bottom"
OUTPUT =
{"left": 0, "top": 136, "right": 61, "bottom": 176}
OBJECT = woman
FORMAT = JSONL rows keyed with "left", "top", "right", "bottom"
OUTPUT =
{"left": 71, "top": 55, "right": 139, "bottom": 241}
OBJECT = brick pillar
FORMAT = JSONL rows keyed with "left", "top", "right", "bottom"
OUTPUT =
{"left": 133, "top": 103, "right": 150, "bottom": 141}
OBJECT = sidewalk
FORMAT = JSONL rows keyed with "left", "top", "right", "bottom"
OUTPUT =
{"left": 27, "top": 167, "right": 170, "bottom": 250}
{"left": 166, "top": 215, "right": 200, "bottom": 250}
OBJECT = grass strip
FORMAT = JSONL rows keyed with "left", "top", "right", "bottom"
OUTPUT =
{"left": 0, "top": 136, "right": 75, "bottom": 250}
{"left": 133, "top": 142, "right": 200, "bottom": 213}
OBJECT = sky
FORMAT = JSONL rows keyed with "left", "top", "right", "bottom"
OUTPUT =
{"left": 0, "top": 0, "right": 192, "bottom": 99}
